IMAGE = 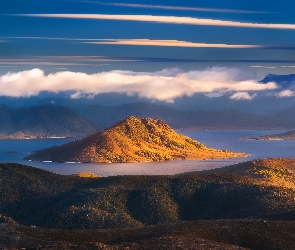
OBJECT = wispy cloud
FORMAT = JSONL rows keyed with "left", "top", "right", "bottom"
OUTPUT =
{"left": 20, "top": 14, "right": 295, "bottom": 29}
{"left": 249, "top": 66, "right": 277, "bottom": 68}
{"left": 83, "top": 1, "right": 268, "bottom": 14}
{"left": 0, "top": 62, "right": 92, "bottom": 66}
{"left": 86, "top": 39, "right": 262, "bottom": 48}
{"left": 2, "top": 56, "right": 295, "bottom": 64}
{"left": 0, "top": 67, "right": 277, "bottom": 101}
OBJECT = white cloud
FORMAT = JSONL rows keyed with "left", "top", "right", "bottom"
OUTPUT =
{"left": 276, "top": 89, "right": 295, "bottom": 97}
{"left": 87, "top": 39, "right": 261, "bottom": 48}
{"left": 230, "top": 92, "right": 257, "bottom": 100}
{"left": 0, "top": 68, "right": 277, "bottom": 101}
{"left": 21, "top": 14, "right": 295, "bottom": 30}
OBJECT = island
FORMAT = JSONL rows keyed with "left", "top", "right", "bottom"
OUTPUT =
{"left": 24, "top": 116, "right": 248, "bottom": 163}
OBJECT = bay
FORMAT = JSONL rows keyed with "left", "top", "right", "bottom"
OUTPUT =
{"left": 0, "top": 130, "right": 294, "bottom": 176}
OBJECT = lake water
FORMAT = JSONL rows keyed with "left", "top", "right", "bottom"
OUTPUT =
{"left": 0, "top": 130, "right": 294, "bottom": 176}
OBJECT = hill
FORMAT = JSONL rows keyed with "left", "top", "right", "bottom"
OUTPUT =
{"left": 1, "top": 161, "right": 295, "bottom": 230}
{"left": 0, "top": 104, "right": 102, "bottom": 138}
{"left": 190, "top": 158, "right": 295, "bottom": 191}
{"left": 3, "top": 220, "right": 295, "bottom": 249}
{"left": 1, "top": 160, "right": 295, "bottom": 249}
{"left": 24, "top": 116, "right": 247, "bottom": 163}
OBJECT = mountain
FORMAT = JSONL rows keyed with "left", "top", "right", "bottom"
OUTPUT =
{"left": 24, "top": 116, "right": 247, "bottom": 163}
{"left": 79, "top": 102, "right": 295, "bottom": 129}
{"left": 261, "top": 74, "right": 295, "bottom": 88}
{"left": 0, "top": 104, "right": 102, "bottom": 138}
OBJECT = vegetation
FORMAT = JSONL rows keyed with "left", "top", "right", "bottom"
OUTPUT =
{"left": 197, "top": 158, "right": 295, "bottom": 190}
{"left": 25, "top": 116, "right": 247, "bottom": 163}
{"left": 1, "top": 161, "right": 295, "bottom": 231}
{"left": 1, "top": 160, "right": 295, "bottom": 248}
{"left": 13, "top": 220, "right": 295, "bottom": 250}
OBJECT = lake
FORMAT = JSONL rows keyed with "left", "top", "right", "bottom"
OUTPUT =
{"left": 0, "top": 130, "right": 294, "bottom": 176}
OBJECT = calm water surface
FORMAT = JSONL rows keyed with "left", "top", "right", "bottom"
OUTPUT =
{"left": 0, "top": 130, "right": 294, "bottom": 176}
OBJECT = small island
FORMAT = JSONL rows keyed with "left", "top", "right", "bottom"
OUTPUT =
{"left": 240, "top": 129, "right": 295, "bottom": 141}
{"left": 24, "top": 116, "right": 248, "bottom": 163}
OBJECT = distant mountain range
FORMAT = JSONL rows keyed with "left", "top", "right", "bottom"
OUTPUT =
{"left": 0, "top": 104, "right": 101, "bottom": 139}
{"left": 79, "top": 102, "right": 295, "bottom": 130}
{"left": 24, "top": 116, "right": 246, "bottom": 163}
{"left": 1, "top": 102, "right": 295, "bottom": 139}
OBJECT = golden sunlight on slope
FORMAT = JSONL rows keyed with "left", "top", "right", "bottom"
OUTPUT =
{"left": 73, "top": 116, "right": 247, "bottom": 163}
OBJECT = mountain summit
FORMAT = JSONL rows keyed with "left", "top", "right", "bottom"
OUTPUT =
{"left": 25, "top": 116, "right": 247, "bottom": 163}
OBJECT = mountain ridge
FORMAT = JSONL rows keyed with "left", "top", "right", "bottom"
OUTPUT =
{"left": 79, "top": 102, "right": 295, "bottom": 129}
{"left": 0, "top": 104, "right": 102, "bottom": 138}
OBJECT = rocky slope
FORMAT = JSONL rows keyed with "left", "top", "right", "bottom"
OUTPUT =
{"left": 24, "top": 116, "right": 247, "bottom": 163}
{"left": 0, "top": 104, "right": 102, "bottom": 138}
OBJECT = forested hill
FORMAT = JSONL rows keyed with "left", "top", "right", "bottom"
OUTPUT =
{"left": 1, "top": 160, "right": 295, "bottom": 231}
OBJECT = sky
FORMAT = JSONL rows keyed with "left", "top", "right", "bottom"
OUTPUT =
{"left": 1, "top": 0, "right": 295, "bottom": 101}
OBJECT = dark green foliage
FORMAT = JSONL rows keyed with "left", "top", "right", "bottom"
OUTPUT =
{"left": 1, "top": 163, "right": 295, "bottom": 231}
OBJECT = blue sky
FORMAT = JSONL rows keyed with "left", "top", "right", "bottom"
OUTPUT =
{"left": 1, "top": 0, "right": 295, "bottom": 101}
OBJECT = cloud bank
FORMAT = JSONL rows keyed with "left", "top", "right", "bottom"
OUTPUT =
{"left": 0, "top": 68, "right": 277, "bottom": 101}
{"left": 22, "top": 14, "right": 295, "bottom": 30}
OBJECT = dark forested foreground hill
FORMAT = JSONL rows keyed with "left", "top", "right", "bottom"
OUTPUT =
{"left": 1, "top": 160, "right": 295, "bottom": 228}
{"left": 0, "top": 104, "right": 102, "bottom": 138}
{"left": 2, "top": 219, "right": 295, "bottom": 249}
{"left": 1, "top": 159, "right": 295, "bottom": 249}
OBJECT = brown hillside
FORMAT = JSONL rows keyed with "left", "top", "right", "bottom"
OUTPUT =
{"left": 197, "top": 158, "right": 295, "bottom": 190}
{"left": 25, "top": 116, "right": 247, "bottom": 163}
